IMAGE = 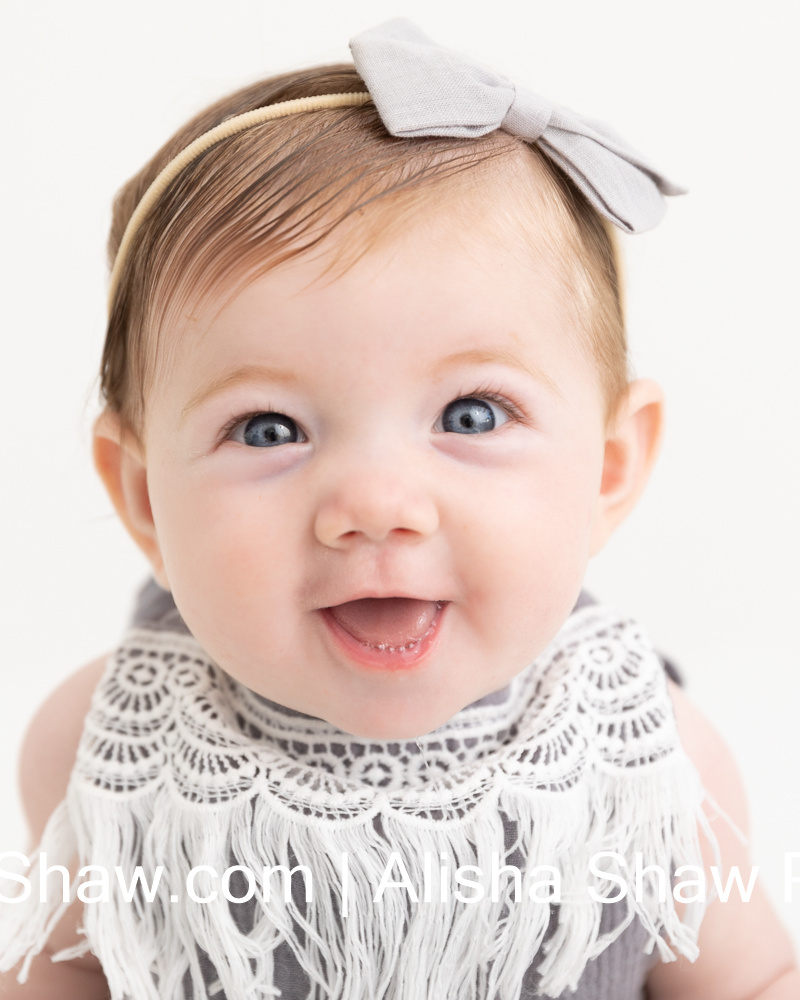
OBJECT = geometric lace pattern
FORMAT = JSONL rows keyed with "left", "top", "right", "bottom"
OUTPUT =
{"left": 75, "top": 605, "right": 680, "bottom": 822}
{"left": 0, "top": 604, "right": 709, "bottom": 1000}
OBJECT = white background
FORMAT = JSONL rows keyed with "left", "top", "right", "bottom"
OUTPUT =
{"left": 1, "top": 0, "right": 798, "bottom": 954}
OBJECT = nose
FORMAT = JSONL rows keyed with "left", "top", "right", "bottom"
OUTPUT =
{"left": 313, "top": 462, "right": 439, "bottom": 549}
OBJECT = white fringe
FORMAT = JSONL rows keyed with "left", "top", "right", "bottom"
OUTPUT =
{"left": 0, "top": 608, "right": 719, "bottom": 998}
{"left": 0, "top": 800, "right": 84, "bottom": 982}
{"left": 0, "top": 755, "right": 711, "bottom": 999}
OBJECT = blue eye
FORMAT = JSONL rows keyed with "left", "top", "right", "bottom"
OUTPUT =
{"left": 240, "top": 413, "right": 301, "bottom": 447}
{"left": 440, "top": 397, "right": 503, "bottom": 434}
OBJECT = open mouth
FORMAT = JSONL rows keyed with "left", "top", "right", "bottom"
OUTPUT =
{"left": 320, "top": 597, "right": 447, "bottom": 669}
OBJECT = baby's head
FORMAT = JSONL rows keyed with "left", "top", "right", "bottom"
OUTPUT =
{"left": 94, "top": 60, "right": 664, "bottom": 739}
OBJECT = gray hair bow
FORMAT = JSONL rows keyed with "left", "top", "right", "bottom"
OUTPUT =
{"left": 349, "top": 19, "right": 684, "bottom": 233}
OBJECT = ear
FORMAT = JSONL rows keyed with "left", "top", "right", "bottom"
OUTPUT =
{"left": 589, "top": 379, "right": 664, "bottom": 556}
{"left": 93, "top": 410, "right": 170, "bottom": 589}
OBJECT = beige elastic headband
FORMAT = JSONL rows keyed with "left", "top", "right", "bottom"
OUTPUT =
{"left": 107, "top": 91, "right": 371, "bottom": 312}
{"left": 109, "top": 20, "right": 682, "bottom": 313}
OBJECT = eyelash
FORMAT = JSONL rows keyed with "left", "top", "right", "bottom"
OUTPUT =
{"left": 456, "top": 385, "right": 528, "bottom": 426}
{"left": 217, "top": 387, "right": 528, "bottom": 445}
{"left": 217, "top": 409, "right": 290, "bottom": 447}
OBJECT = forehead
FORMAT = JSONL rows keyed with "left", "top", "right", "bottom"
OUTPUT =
{"left": 153, "top": 183, "right": 602, "bottom": 427}
{"left": 157, "top": 144, "right": 578, "bottom": 320}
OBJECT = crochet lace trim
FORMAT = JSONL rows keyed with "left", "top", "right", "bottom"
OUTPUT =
{"left": 0, "top": 605, "right": 713, "bottom": 999}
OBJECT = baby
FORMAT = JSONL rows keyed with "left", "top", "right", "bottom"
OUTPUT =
{"left": 0, "top": 18, "right": 797, "bottom": 1000}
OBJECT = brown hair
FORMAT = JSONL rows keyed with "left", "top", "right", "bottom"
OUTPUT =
{"left": 102, "top": 65, "right": 628, "bottom": 437}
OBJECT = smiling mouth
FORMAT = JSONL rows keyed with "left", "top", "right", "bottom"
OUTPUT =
{"left": 321, "top": 597, "right": 447, "bottom": 667}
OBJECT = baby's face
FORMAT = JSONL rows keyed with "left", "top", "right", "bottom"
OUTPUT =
{"left": 140, "top": 197, "right": 611, "bottom": 738}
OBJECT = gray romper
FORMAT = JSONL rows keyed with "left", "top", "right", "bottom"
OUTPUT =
{"left": 129, "top": 581, "right": 665, "bottom": 1000}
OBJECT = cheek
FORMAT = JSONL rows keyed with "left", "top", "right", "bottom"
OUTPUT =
{"left": 148, "top": 466, "right": 305, "bottom": 625}
{"left": 454, "top": 446, "right": 603, "bottom": 637}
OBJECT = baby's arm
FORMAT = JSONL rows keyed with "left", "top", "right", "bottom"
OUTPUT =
{"left": 0, "top": 656, "right": 111, "bottom": 998}
{"left": 647, "top": 681, "right": 799, "bottom": 999}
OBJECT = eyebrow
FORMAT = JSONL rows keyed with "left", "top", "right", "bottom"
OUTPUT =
{"left": 428, "top": 348, "right": 562, "bottom": 397}
{"left": 180, "top": 364, "right": 299, "bottom": 424}
{"left": 181, "top": 347, "right": 561, "bottom": 424}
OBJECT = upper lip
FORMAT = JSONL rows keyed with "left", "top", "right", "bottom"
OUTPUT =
{"left": 318, "top": 591, "right": 449, "bottom": 610}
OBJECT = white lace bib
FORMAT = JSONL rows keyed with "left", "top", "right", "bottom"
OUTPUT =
{"left": 0, "top": 604, "right": 712, "bottom": 999}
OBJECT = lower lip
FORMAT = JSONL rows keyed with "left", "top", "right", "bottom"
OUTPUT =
{"left": 319, "top": 602, "right": 447, "bottom": 672}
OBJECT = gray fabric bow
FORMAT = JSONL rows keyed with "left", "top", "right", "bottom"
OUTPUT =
{"left": 349, "top": 19, "right": 684, "bottom": 233}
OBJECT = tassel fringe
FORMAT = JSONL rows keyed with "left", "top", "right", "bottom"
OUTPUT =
{"left": 1, "top": 759, "right": 712, "bottom": 998}
{"left": 0, "top": 609, "right": 717, "bottom": 997}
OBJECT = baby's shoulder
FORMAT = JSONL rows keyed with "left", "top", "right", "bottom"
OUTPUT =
{"left": 19, "top": 654, "right": 109, "bottom": 844}
{"left": 665, "top": 679, "right": 748, "bottom": 824}
{"left": 648, "top": 679, "right": 799, "bottom": 998}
